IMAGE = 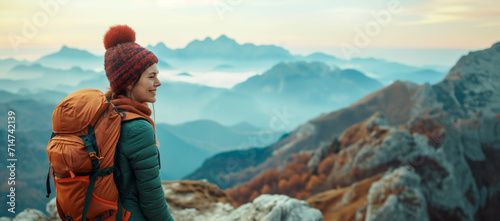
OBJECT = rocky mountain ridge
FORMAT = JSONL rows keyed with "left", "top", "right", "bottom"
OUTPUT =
{"left": 193, "top": 42, "right": 500, "bottom": 220}
{"left": 194, "top": 42, "right": 500, "bottom": 191}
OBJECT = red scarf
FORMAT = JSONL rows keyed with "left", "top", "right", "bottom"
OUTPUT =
{"left": 111, "top": 95, "right": 155, "bottom": 128}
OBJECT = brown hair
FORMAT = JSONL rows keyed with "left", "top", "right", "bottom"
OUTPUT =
{"left": 104, "top": 88, "right": 119, "bottom": 100}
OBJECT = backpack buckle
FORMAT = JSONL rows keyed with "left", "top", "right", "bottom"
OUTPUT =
{"left": 89, "top": 152, "right": 103, "bottom": 161}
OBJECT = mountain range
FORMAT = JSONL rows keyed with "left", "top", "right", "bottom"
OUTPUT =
{"left": 149, "top": 35, "right": 450, "bottom": 83}
{"left": 0, "top": 63, "right": 101, "bottom": 94}
{"left": 1, "top": 34, "right": 449, "bottom": 85}
{"left": 147, "top": 35, "right": 295, "bottom": 60}
{"left": 186, "top": 42, "right": 500, "bottom": 220}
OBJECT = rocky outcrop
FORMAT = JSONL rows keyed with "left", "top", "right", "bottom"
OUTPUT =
{"left": 162, "top": 180, "right": 236, "bottom": 220}
{"left": 163, "top": 180, "right": 322, "bottom": 221}
{"left": 307, "top": 175, "right": 382, "bottom": 221}
{"left": 0, "top": 197, "right": 60, "bottom": 221}
{"left": 365, "top": 167, "right": 429, "bottom": 221}
{"left": 45, "top": 198, "right": 61, "bottom": 221}
{"left": 0, "top": 208, "right": 52, "bottom": 221}
{"left": 215, "top": 194, "right": 322, "bottom": 221}
{"left": 305, "top": 111, "right": 499, "bottom": 220}
{"left": 362, "top": 111, "right": 500, "bottom": 221}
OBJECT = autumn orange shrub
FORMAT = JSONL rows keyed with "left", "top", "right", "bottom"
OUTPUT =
{"left": 278, "top": 179, "right": 290, "bottom": 193}
{"left": 306, "top": 175, "right": 321, "bottom": 191}
{"left": 261, "top": 185, "right": 271, "bottom": 194}
{"left": 225, "top": 154, "right": 318, "bottom": 206}
{"left": 318, "top": 156, "right": 333, "bottom": 176}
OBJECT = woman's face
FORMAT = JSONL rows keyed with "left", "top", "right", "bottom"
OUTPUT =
{"left": 126, "top": 63, "right": 161, "bottom": 103}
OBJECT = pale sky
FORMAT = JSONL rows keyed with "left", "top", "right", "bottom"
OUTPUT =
{"left": 1, "top": 0, "right": 499, "bottom": 62}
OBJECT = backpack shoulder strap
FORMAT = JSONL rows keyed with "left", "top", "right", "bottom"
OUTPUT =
{"left": 121, "top": 111, "right": 145, "bottom": 122}
{"left": 119, "top": 110, "right": 155, "bottom": 130}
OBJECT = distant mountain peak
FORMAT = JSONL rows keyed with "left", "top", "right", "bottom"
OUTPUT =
{"left": 211, "top": 34, "right": 238, "bottom": 45}
{"left": 59, "top": 45, "right": 83, "bottom": 53}
{"left": 146, "top": 43, "right": 173, "bottom": 57}
{"left": 492, "top": 41, "right": 500, "bottom": 49}
{"left": 48, "top": 45, "right": 97, "bottom": 58}
{"left": 446, "top": 42, "right": 500, "bottom": 80}
{"left": 307, "top": 52, "right": 337, "bottom": 58}
{"left": 218, "top": 34, "right": 229, "bottom": 39}
{"left": 154, "top": 42, "right": 169, "bottom": 49}
{"left": 340, "top": 68, "right": 365, "bottom": 76}
{"left": 199, "top": 34, "right": 234, "bottom": 43}
{"left": 215, "top": 34, "right": 233, "bottom": 42}
{"left": 59, "top": 45, "right": 78, "bottom": 53}
{"left": 33, "top": 45, "right": 102, "bottom": 70}
{"left": 386, "top": 80, "right": 419, "bottom": 91}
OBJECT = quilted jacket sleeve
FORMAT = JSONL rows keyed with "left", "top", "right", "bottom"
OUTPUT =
{"left": 120, "top": 119, "right": 174, "bottom": 221}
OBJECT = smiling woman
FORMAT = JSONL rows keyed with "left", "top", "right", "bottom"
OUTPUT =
{"left": 102, "top": 25, "right": 175, "bottom": 221}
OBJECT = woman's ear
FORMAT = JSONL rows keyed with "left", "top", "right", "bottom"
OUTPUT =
{"left": 124, "top": 84, "right": 133, "bottom": 97}
{"left": 126, "top": 84, "right": 133, "bottom": 91}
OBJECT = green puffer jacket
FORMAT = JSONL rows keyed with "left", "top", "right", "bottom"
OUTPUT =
{"left": 116, "top": 118, "right": 174, "bottom": 221}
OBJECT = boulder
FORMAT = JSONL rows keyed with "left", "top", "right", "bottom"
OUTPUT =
{"left": 13, "top": 209, "right": 47, "bottom": 221}
{"left": 215, "top": 194, "right": 323, "bottom": 221}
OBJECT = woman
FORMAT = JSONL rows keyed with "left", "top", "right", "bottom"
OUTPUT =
{"left": 103, "top": 25, "right": 174, "bottom": 221}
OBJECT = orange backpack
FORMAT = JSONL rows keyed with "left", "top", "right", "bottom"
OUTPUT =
{"left": 45, "top": 89, "right": 140, "bottom": 221}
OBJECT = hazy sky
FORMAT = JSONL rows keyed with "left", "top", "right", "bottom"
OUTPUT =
{"left": 1, "top": 0, "right": 499, "bottom": 63}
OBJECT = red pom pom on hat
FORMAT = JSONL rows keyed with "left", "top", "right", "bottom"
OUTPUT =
{"left": 103, "top": 25, "right": 136, "bottom": 49}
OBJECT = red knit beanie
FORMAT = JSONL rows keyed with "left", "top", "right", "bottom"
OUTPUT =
{"left": 104, "top": 25, "right": 158, "bottom": 95}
